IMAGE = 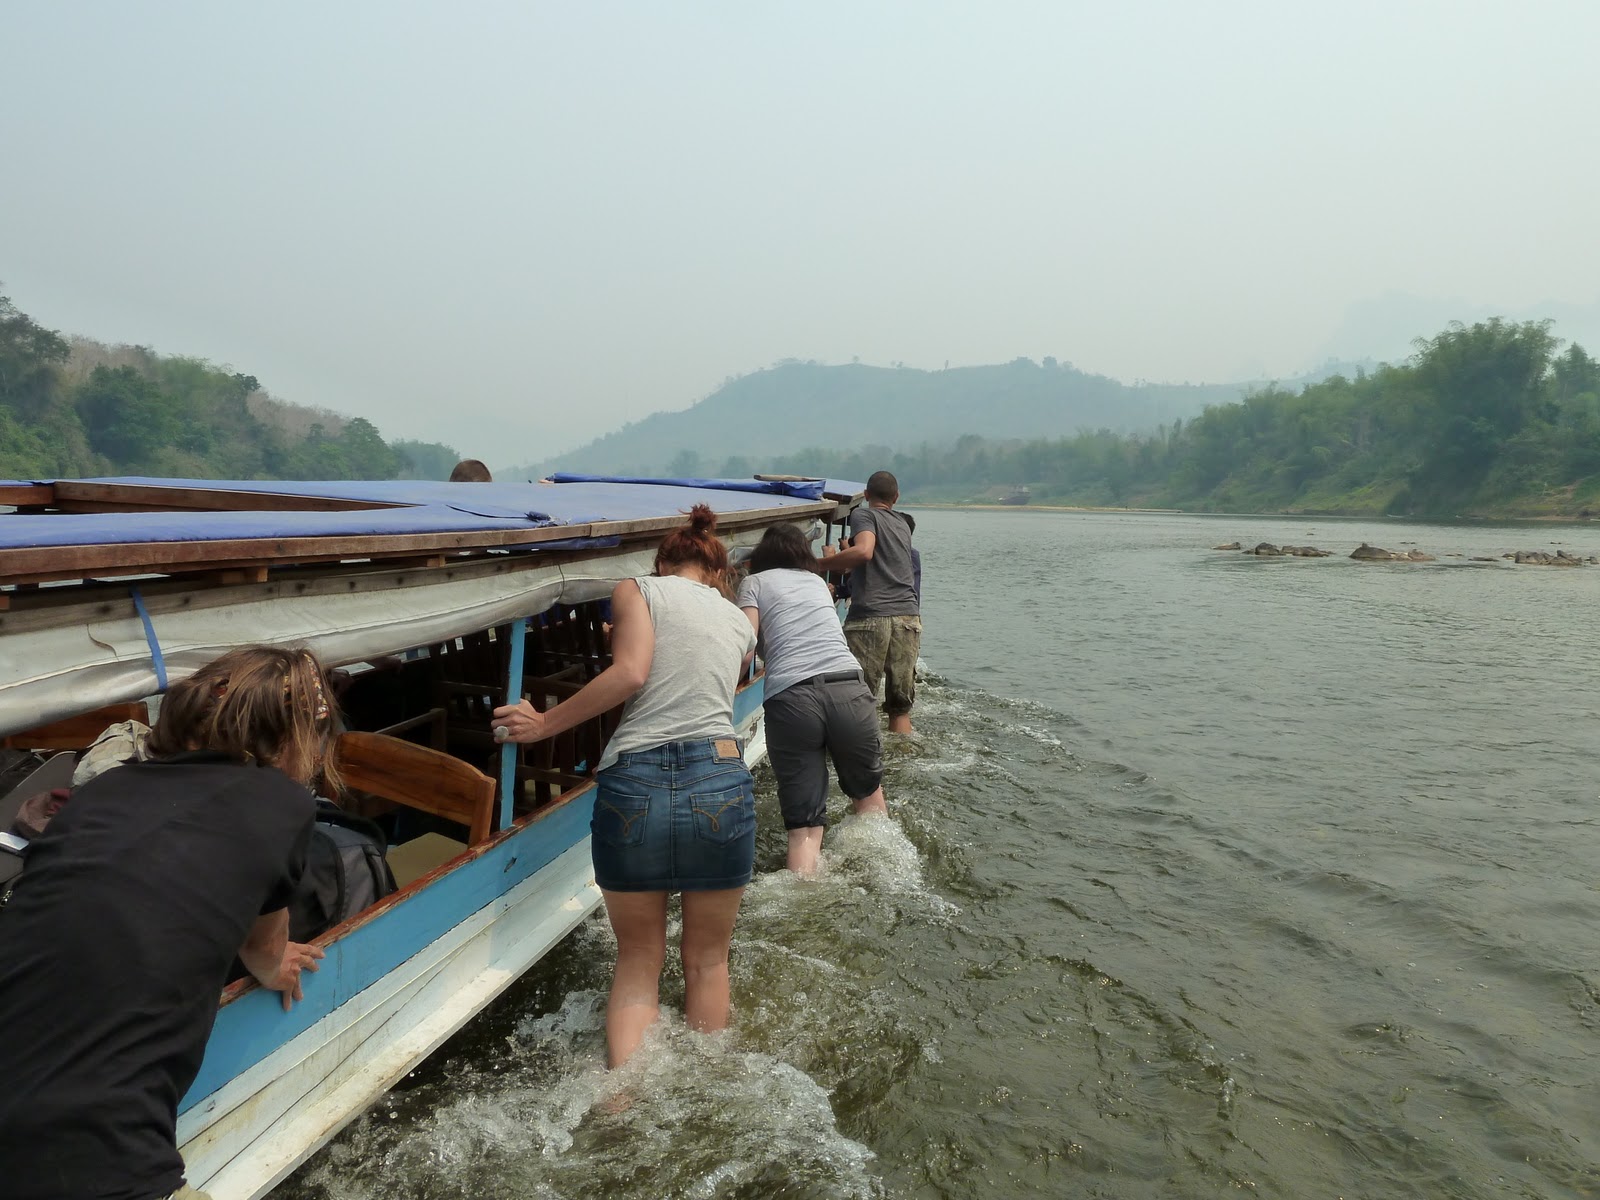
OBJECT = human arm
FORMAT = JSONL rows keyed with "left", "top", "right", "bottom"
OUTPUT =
{"left": 492, "top": 579, "right": 653, "bottom": 743}
{"left": 739, "top": 608, "right": 758, "bottom": 675}
{"left": 238, "top": 907, "right": 324, "bottom": 1012}
{"left": 821, "top": 529, "right": 875, "bottom": 570}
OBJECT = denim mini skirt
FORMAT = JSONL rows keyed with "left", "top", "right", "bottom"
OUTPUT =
{"left": 590, "top": 739, "right": 756, "bottom": 892}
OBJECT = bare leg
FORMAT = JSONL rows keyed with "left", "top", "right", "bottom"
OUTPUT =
{"left": 786, "top": 826, "right": 824, "bottom": 875}
{"left": 850, "top": 786, "right": 888, "bottom": 817}
{"left": 679, "top": 887, "right": 745, "bottom": 1034}
{"left": 600, "top": 889, "right": 668, "bottom": 1068}
{"left": 887, "top": 713, "right": 913, "bottom": 735}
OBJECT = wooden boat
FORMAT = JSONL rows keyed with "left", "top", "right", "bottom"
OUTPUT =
{"left": 0, "top": 472, "right": 863, "bottom": 1199}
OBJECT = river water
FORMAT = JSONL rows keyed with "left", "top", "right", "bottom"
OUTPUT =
{"left": 277, "top": 510, "right": 1600, "bottom": 1200}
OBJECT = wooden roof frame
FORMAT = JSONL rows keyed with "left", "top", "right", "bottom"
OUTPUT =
{"left": 0, "top": 481, "right": 837, "bottom": 590}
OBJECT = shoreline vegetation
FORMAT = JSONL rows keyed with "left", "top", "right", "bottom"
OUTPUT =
{"left": 5, "top": 291, "right": 1596, "bottom": 525}
{"left": 754, "top": 319, "right": 1600, "bottom": 523}
{"left": 0, "top": 292, "right": 459, "bottom": 481}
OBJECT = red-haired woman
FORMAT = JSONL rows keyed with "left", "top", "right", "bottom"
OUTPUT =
{"left": 492, "top": 504, "right": 758, "bottom": 1067}
{"left": 0, "top": 646, "right": 332, "bottom": 1200}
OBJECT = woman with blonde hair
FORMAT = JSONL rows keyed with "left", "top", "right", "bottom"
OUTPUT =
{"left": 493, "top": 504, "right": 757, "bottom": 1067}
{"left": 0, "top": 645, "right": 333, "bottom": 1200}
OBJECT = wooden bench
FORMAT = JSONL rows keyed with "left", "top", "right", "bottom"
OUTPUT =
{"left": 335, "top": 731, "right": 497, "bottom": 846}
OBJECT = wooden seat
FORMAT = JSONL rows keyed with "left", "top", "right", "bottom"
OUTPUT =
{"left": 371, "top": 706, "right": 447, "bottom": 749}
{"left": 335, "top": 731, "right": 497, "bottom": 844}
{"left": 3, "top": 701, "right": 150, "bottom": 752}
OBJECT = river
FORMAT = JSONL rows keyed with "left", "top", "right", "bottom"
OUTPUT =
{"left": 276, "top": 509, "right": 1600, "bottom": 1199}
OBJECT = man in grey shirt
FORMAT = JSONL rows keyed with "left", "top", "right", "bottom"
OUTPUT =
{"left": 824, "top": 470, "right": 921, "bottom": 733}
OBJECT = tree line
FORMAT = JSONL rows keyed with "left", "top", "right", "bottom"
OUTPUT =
{"left": 699, "top": 319, "right": 1600, "bottom": 518}
{"left": 7, "top": 292, "right": 1595, "bottom": 519}
{"left": 0, "top": 293, "right": 458, "bottom": 482}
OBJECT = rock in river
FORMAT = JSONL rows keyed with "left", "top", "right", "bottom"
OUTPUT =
{"left": 1350, "top": 543, "right": 1434, "bottom": 562}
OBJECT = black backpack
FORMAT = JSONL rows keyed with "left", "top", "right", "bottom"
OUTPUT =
{"left": 288, "top": 801, "right": 397, "bottom": 942}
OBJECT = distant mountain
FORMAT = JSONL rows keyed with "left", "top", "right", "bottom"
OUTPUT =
{"left": 508, "top": 357, "right": 1361, "bottom": 479}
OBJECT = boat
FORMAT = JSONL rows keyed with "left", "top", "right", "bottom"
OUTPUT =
{"left": 1000, "top": 485, "right": 1031, "bottom": 506}
{"left": 0, "top": 471, "right": 864, "bottom": 1199}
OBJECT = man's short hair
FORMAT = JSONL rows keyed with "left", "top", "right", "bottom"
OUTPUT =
{"left": 865, "top": 470, "right": 899, "bottom": 502}
{"left": 448, "top": 459, "right": 493, "bottom": 483}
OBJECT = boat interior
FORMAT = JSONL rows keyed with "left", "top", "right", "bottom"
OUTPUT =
{"left": 0, "top": 595, "right": 665, "bottom": 993}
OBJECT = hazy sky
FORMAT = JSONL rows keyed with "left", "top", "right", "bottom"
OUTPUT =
{"left": 3, "top": 1, "right": 1597, "bottom": 461}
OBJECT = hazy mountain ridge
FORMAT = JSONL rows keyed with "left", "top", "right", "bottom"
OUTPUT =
{"left": 506, "top": 357, "right": 1368, "bottom": 479}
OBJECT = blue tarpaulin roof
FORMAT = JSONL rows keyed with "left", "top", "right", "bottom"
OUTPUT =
{"left": 0, "top": 477, "right": 828, "bottom": 552}
{"left": 546, "top": 473, "right": 866, "bottom": 501}
{"left": 545, "top": 473, "right": 827, "bottom": 500}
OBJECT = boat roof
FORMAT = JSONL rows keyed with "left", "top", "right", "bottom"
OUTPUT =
{"left": 0, "top": 473, "right": 862, "bottom": 734}
{"left": 0, "top": 474, "right": 862, "bottom": 588}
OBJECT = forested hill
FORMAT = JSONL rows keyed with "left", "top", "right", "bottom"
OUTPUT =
{"left": 751, "top": 319, "right": 1600, "bottom": 519}
{"left": 528, "top": 358, "right": 1353, "bottom": 479}
{"left": 0, "top": 293, "right": 458, "bottom": 481}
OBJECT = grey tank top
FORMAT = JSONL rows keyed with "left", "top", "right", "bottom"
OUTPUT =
{"left": 597, "top": 574, "right": 757, "bottom": 771}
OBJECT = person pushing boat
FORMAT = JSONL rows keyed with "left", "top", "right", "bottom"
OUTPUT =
{"left": 738, "top": 522, "right": 888, "bottom": 875}
{"left": 491, "top": 504, "right": 757, "bottom": 1067}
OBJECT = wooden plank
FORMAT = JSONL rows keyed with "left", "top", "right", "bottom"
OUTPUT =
{"left": 0, "top": 500, "right": 835, "bottom": 586}
{"left": 214, "top": 567, "right": 270, "bottom": 586}
{"left": 0, "top": 484, "right": 53, "bottom": 506}
{"left": 51, "top": 481, "right": 407, "bottom": 513}
{"left": 4, "top": 700, "right": 150, "bottom": 751}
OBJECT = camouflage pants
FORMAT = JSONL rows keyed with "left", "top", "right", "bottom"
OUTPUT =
{"left": 843, "top": 615, "right": 922, "bottom": 717}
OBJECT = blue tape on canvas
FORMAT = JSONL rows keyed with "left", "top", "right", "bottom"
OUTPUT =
{"left": 129, "top": 588, "right": 168, "bottom": 691}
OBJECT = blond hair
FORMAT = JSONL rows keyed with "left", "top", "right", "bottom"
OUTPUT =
{"left": 146, "top": 646, "right": 340, "bottom": 790}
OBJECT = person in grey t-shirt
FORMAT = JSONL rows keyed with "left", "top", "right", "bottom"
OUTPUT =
{"left": 823, "top": 470, "right": 922, "bottom": 733}
{"left": 738, "top": 524, "right": 887, "bottom": 875}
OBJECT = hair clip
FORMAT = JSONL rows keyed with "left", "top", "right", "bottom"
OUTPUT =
{"left": 284, "top": 666, "right": 332, "bottom": 722}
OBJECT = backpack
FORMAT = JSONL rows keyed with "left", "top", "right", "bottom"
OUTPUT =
{"left": 287, "top": 801, "right": 397, "bottom": 942}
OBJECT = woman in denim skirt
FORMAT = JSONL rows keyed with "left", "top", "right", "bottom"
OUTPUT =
{"left": 492, "top": 505, "right": 758, "bottom": 1066}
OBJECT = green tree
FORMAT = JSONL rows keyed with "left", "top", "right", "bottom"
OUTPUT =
{"left": 76, "top": 365, "right": 184, "bottom": 472}
{"left": 393, "top": 439, "right": 465, "bottom": 480}
{"left": 667, "top": 449, "right": 703, "bottom": 477}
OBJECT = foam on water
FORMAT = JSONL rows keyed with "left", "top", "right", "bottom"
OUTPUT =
{"left": 284, "top": 756, "right": 948, "bottom": 1200}
{"left": 293, "top": 987, "right": 883, "bottom": 1200}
